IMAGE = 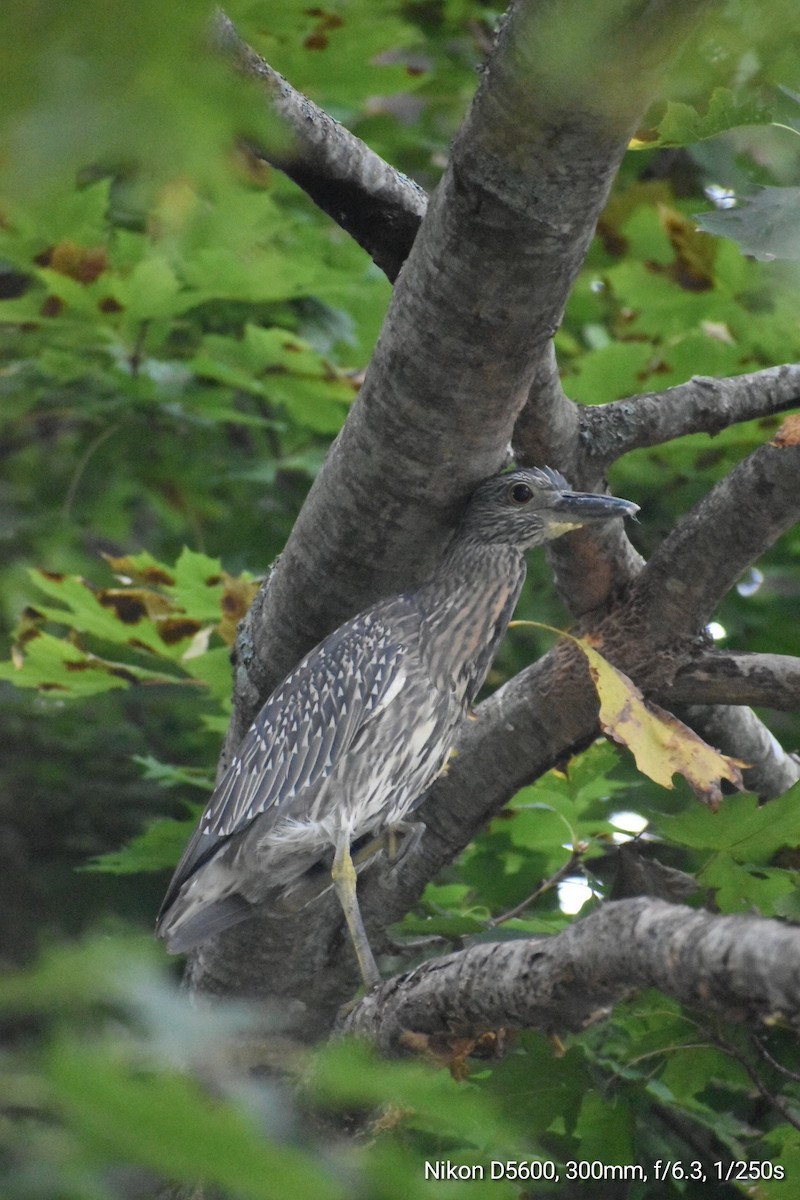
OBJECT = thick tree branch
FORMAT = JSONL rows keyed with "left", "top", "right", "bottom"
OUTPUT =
{"left": 193, "top": 434, "right": 800, "bottom": 1018}
{"left": 223, "top": 0, "right": 711, "bottom": 759}
{"left": 580, "top": 364, "right": 800, "bottom": 469}
{"left": 512, "top": 344, "right": 646, "bottom": 619}
{"left": 212, "top": 12, "right": 427, "bottom": 280}
{"left": 513, "top": 342, "right": 581, "bottom": 473}
{"left": 189, "top": 0, "right": 736, "bottom": 1014}
{"left": 665, "top": 651, "right": 800, "bottom": 710}
{"left": 601, "top": 439, "right": 800, "bottom": 677}
{"left": 677, "top": 704, "right": 800, "bottom": 800}
{"left": 339, "top": 899, "right": 800, "bottom": 1052}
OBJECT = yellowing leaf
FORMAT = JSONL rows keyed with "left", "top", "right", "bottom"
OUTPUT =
{"left": 577, "top": 640, "right": 743, "bottom": 810}
{"left": 510, "top": 620, "right": 744, "bottom": 808}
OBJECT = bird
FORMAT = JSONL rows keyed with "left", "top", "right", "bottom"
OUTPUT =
{"left": 156, "top": 466, "right": 638, "bottom": 987}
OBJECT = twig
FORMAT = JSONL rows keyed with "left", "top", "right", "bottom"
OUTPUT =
{"left": 488, "top": 847, "right": 587, "bottom": 926}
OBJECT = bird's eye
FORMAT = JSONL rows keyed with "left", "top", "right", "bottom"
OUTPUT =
{"left": 509, "top": 483, "right": 533, "bottom": 504}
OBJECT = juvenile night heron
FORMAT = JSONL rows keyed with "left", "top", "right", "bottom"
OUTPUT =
{"left": 156, "top": 467, "right": 637, "bottom": 986}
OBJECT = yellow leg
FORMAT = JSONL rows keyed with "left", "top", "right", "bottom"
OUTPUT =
{"left": 331, "top": 834, "right": 381, "bottom": 989}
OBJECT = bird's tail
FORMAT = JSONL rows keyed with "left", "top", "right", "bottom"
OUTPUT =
{"left": 156, "top": 890, "right": 253, "bottom": 954}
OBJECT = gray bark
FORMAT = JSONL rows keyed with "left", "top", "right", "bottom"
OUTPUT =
{"left": 186, "top": 0, "right": 800, "bottom": 1042}
{"left": 340, "top": 898, "right": 800, "bottom": 1051}
{"left": 581, "top": 364, "right": 800, "bottom": 467}
{"left": 212, "top": 11, "right": 427, "bottom": 281}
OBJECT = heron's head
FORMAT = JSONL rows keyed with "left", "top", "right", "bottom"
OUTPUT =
{"left": 462, "top": 466, "right": 638, "bottom": 550}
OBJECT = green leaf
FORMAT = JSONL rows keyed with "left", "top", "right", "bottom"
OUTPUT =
{"left": 48, "top": 1040, "right": 345, "bottom": 1200}
{"left": 193, "top": 325, "right": 355, "bottom": 433}
{"left": 635, "top": 88, "right": 773, "bottom": 149}
{"left": 132, "top": 754, "right": 214, "bottom": 790}
{"left": 114, "top": 257, "right": 184, "bottom": 321}
{"left": 170, "top": 547, "right": 234, "bottom": 622}
{"left": 0, "top": 0, "right": 277, "bottom": 201}
{"left": 659, "top": 787, "right": 800, "bottom": 861}
{"left": 698, "top": 186, "right": 800, "bottom": 261}
{"left": 395, "top": 911, "right": 488, "bottom": 938}
{"left": 0, "top": 629, "right": 183, "bottom": 696}
{"left": 84, "top": 812, "right": 202, "bottom": 874}
{"left": 699, "top": 857, "right": 795, "bottom": 915}
{"left": 235, "top": 0, "right": 424, "bottom": 109}
{"left": 574, "top": 1090, "right": 634, "bottom": 1164}
{"left": 26, "top": 567, "right": 171, "bottom": 652}
{"left": 0, "top": 550, "right": 258, "bottom": 704}
{"left": 567, "top": 341, "right": 653, "bottom": 404}
{"left": 309, "top": 1040, "right": 525, "bottom": 1156}
{"left": 507, "top": 804, "right": 578, "bottom": 851}
{"left": 178, "top": 645, "right": 234, "bottom": 706}
{"left": 660, "top": 1047, "right": 751, "bottom": 1105}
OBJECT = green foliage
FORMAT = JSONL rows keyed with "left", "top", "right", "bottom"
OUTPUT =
{"left": 563, "top": 192, "right": 800, "bottom": 406}
{"left": 0, "top": 0, "right": 267, "bottom": 202}
{"left": 83, "top": 807, "right": 205, "bottom": 876}
{"left": 8, "top": 934, "right": 796, "bottom": 1200}
{"left": 233, "top": 0, "right": 425, "bottom": 109}
{"left": 407, "top": 742, "right": 638, "bottom": 927}
{"left": 635, "top": 88, "right": 774, "bottom": 150}
{"left": 697, "top": 185, "right": 800, "bottom": 261}
{"left": 2, "top": 1, "right": 800, "bottom": 1196}
{"left": 0, "top": 547, "right": 256, "bottom": 707}
{"left": 1, "top": 938, "right": 344, "bottom": 1200}
{"left": 656, "top": 784, "right": 800, "bottom": 915}
{"left": 0, "top": 937, "right": 542, "bottom": 1200}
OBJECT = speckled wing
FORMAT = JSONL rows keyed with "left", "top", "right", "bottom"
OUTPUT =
{"left": 157, "top": 599, "right": 419, "bottom": 918}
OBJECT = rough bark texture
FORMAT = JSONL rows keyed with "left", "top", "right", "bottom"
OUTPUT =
{"left": 580, "top": 364, "right": 800, "bottom": 467}
{"left": 221, "top": 0, "right": 713, "bottom": 764}
{"left": 339, "top": 899, "right": 800, "bottom": 1052}
{"left": 212, "top": 11, "right": 427, "bottom": 281}
{"left": 605, "top": 441, "right": 800, "bottom": 670}
{"left": 185, "top": 0, "right": 800, "bottom": 1038}
{"left": 668, "top": 651, "right": 800, "bottom": 710}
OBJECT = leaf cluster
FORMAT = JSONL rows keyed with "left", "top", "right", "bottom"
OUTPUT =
{"left": 2, "top": 1, "right": 800, "bottom": 1197}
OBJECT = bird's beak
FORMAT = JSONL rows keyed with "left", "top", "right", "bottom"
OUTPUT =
{"left": 545, "top": 490, "right": 639, "bottom": 536}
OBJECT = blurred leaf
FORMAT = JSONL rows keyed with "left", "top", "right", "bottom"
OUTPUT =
{"left": 633, "top": 88, "right": 773, "bottom": 149}
{"left": 574, "top": 1090, "right": 634, "bottom": 1163}
{"left": 0, "top": 933, "right": 159, "bottom": 1012}
{"left": 698, "top": 186, "right": 800, "bottom": 261}
{"left": 48, "top": 1040, "right": 345, "bottom": 1200}
{"left": 0, "top": 628, "right": 184, "bottom": 696}
{"left": 132, "top": 753, "right": 214, "bottom": 790}
{"left": 309, "top": 1039, "right": 525, "bottom": 1157}
{"left": 0, "top": 0, "right": 276, "bottom": 201}
{"left": 234, "top": 0, "right": 424, "bottom": 108}
{"left": 84, "top": 812, "right": 201, "bottom": 875}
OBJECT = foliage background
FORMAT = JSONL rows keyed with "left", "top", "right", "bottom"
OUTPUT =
{"left": 2, "top": 0, "right": 800, "bottom": 1196}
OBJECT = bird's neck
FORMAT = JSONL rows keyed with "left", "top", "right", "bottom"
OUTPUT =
{"left": 416, "top": 538, "right": 527, "bottom": 706}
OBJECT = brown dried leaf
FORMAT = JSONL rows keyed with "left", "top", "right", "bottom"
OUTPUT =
{"left": 771, "top": 413, "right": 800, "bottom": 447}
